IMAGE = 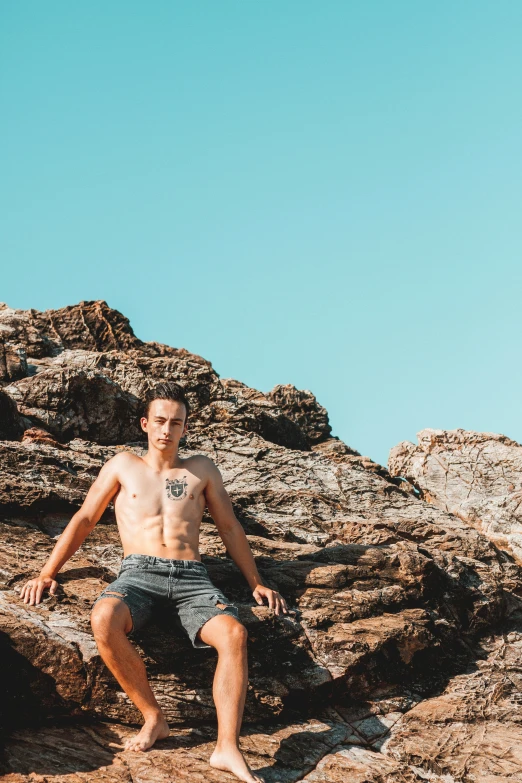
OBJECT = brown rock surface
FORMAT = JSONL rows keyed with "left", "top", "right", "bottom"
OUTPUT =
{"left": 6, "top": 369, "right": 142, "bottom": 445}
{"left": 389, "top": 427, "right": 522, "bottom": 561}
{"left": 1, "top": 299, "right": 326, "bottom": 451}
{"left": 0, "top": 300, "right": 144, "bottom": 358}
{"left": 0, "top": 716, "right": 447, "bottom": 782}
{"left": 2, "top": 302, "right": 522, "bottom": 781}
{"left": 383, "top": 629, "right": 522, "bottom": 781}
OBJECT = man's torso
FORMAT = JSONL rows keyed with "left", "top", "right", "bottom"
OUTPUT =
{"left": 113, "top": 453, "right": 210, "bottom": 560}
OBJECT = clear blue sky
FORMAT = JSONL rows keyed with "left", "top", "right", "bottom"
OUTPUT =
{"left": 2, "top": 1, "right": 522, "bottom": 467}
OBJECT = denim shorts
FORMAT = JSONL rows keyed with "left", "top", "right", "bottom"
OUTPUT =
{"left": 91, "top": 554, "right": 240, "bottom": 649}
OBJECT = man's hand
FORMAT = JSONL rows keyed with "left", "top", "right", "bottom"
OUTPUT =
{"left": 252, "top": 585, "right": 289, "bottom": 615}
{"left": 19, "top": 576, "right": 59, "bottom": 605}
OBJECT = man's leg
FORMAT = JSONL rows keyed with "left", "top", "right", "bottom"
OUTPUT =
{"left": 196, "top": 610, "right": 263, "bottom": 783}
{"left": 90, "top": 596, "right": 170, "bottom": 752}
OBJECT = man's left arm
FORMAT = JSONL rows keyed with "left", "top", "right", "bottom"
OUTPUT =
{"left": 203, "top": 458, "right": 288, "bottom": 615}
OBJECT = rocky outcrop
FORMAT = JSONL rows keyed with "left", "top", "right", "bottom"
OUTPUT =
{"left": 2, "top": 303, "right": 522, "bottom": 782}
{"left": 267, "top": 384, "right": 332, "bottom": 445}
{"left": 0, "top": 301, "right": 331, "bottom": 450}
{"left": 5, "top": 369, "right": 142, "bottom": 445}
{"left": 5, "top": 428, "right": 510, "bottom": 729}
{"left": 389, "top": 427, "right": 522, "bottom": 561}
{"left": 0, "top": 300, "right": 144, "bottom": 359}
{"left": 383, "top": 628, "right": 522, "bottom": 781}
{"left": 4, "top": 630, "right": 522, "bottom": 782}
{"left": 0, "top": 715, "right": 455, "bottom": 783}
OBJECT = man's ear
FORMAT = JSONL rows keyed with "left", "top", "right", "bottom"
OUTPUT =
{"left": 140, "top": 417, "right": 148, "bottom": 433}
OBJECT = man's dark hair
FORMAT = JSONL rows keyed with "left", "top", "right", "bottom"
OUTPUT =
{"left": 141, "top": 382, "right": 190, "bottom": 423}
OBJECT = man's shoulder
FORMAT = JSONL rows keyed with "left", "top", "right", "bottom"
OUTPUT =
{"left": 102, "top": 450, "right": 143, "bottom": 471}
{"left": 184, "top": 453, "right": 215, "bottom": 469}
{"left": 183, "top": 454, "right": 218, "bottom": 477}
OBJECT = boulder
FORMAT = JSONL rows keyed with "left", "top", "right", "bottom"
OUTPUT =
{"left": 6, "top": 369, "right": 142, "bottom": 445}
{"left": 389, "top": 427, "right": 522, "bottom": 561}
{"left": 0, "top": 300, "right": 143, "bottom": 359}
{"left": 268, "top": 383, "right": 332, "bottom": 445}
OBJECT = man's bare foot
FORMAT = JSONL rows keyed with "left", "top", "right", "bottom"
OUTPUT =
{"left": 124, "top": 713, "right": 170, "bottom": 752}
{"left": 209, "top": 744, "right": 264, "bottom": 783}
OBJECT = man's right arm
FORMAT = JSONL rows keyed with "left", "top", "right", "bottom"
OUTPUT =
{"left": 19, "top": 454, "right": 123, "bottom": 606}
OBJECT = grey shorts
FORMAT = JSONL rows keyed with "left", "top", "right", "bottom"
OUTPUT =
{"left": 91, "top": 554, "right": 240, "bottom": 649}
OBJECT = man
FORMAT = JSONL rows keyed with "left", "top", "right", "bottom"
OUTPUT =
{"left": 20, "top": 381, "right": 288, "bottom": 783}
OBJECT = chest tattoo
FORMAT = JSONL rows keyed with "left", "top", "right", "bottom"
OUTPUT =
{"left": 165, "top": 476, "right": 188, "bottom": 501}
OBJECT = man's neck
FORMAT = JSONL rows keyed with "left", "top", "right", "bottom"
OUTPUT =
{"left": 142, "top": 445, "right": 184, "bottom": 473}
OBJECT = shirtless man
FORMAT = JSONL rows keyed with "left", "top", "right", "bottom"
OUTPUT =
{"left": 19, "top": 381, "right": 288, "bottom": 783}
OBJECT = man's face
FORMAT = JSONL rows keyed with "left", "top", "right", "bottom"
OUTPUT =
{"left": 140, "top": 398, "right": 188, "bottom": 450}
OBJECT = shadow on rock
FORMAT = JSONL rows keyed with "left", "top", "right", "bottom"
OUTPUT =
{"left": 0, "top": 721, "right": 125, "bottom": 775}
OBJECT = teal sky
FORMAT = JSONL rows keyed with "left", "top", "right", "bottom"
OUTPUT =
{"left": 2, "top": 1, "right": 522, "bottom": 467}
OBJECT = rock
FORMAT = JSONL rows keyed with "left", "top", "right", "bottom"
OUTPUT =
{"left": 267, "top": 384, "right": 332, "bottom": 445}
{"left": 1, "top": 427, "right": 516, "bottom": 728}
{"left": 25, "top": 348, "right": 217, "bottom": 415}
{"left": 389, "top": 427, "right": 522, "bottom": 561}
{"left": 21, "top": 427, "right": 64, "bottom": 448}
{"left": 6, "top": 369, "right": 142, "bottom": 445}
{"left": 0, "top": 300, "right": 143, "bottom": 358}
{"left": 384, "top": 630, "right": 522, "bottom": 781}
{"left": 0, "top": 438, "right": 117, "bottom": 512}
{"left": 0, "top": 709, "right": 472, "bottom": 781}
{"left": 0, "top": 301, "right": 334, "bottom": 450}
{"left": 198, "top": 378, "right": 311, "bottom": 450}
{"left": 0, "top": 341, "right": 27, "bottom": 384}
{"left": 2, "top": 302, "right": 522, "bottom": 781}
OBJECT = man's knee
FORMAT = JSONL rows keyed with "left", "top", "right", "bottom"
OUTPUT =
{"left": 91, "top": 595, "right": 132, "bottom": 641}
{"left": 197, "top": 614, "right": 248, "bottom": 649}
{"left": 217, "top": 617, "right": 248, "bottom": 648}
{"left": 230, "top": 619, "right": 248, "bottom": 643}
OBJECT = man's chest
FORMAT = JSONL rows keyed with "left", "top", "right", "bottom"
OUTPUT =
{"left": 119, "top": 469, "right": 207, "bottom": 515}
